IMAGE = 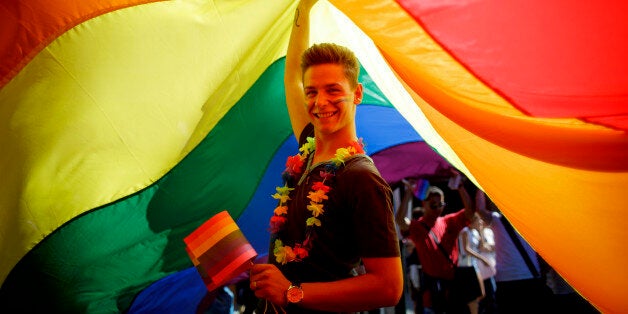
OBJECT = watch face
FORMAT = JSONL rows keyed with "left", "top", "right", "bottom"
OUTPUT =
{"left": 287, "top": 285, "right": 303, "bottom": 303}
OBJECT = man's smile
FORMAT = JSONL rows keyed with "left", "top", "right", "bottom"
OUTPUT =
{"left": 314, "top": 111, "right": 337, "bottom": 118}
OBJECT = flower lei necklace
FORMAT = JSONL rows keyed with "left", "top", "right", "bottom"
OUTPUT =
{"left": 269, "top": 136, "right": 365, "bottom": 264}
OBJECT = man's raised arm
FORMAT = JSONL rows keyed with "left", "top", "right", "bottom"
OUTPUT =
{"left": 284, "top": 0, "right": 318, "bottom": 140}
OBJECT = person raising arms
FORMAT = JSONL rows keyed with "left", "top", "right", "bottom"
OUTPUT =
{"left": 248, "top": 0, "right": 403, "bottom": 313}
{"left": 395, "top": 173, "right": 476, "bottom": 313}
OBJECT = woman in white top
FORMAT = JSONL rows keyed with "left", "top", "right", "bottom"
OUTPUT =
{"left": 477, "top": 219, "right": 497, "bottom": 313}
{"left": 475, "top": 190, "right": 552, "bottom": 313}
{"left": 457, "top": 213, "right": 493, "bottom": 314}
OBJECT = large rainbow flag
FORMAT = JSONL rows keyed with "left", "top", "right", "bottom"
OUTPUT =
{"left": 1, "top": 0, "right": 626, "bottom": 313}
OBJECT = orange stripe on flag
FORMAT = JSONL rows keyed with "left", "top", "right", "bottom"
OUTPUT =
{"left": 184, "top": 211, "right": 232, "bottom": 249}
{"left": 188, "top": 223, "right": 239, "bottom": 258}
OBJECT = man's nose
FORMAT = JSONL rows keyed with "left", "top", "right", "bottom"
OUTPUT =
{"left": 314, "top": 94, "right": 328, "bottom": 107}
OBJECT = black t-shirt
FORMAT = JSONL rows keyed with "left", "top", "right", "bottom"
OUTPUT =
{"left": 264, "top": 124, "right": 400, "bottom": 313}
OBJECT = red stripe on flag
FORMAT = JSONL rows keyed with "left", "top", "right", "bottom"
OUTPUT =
{"left": 198, "top": 233, "right": 253, "bottom": 277}
{"left": 198, "top": 243, "right": 257, "bottom": 291}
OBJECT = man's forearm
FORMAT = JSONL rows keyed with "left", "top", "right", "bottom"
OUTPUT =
{"left": 284, "top": 0, "right": 317, "bottom": 139}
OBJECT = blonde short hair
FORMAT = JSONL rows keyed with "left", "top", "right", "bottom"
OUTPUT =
{"left": 301, "top": 43, "right": 360, "bottom": 87}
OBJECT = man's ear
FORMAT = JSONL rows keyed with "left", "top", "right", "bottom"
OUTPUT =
{"left": 354, "top": 83, "right": 364, "bottom": 105}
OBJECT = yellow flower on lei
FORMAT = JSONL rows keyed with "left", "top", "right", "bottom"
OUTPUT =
{"left": 307, "top": 202, "right": 325, "bottom": 217}
{"left": 272, "top": 185, "right": 293, "bottom": 203}
{"left": 299, "top": 137, "right": 316, "bottom": 155}
{"left": 273, "top": 239, "right": 296, "bottom": 265}
{"left": 306, "top": 217, "right": 322, "bottom": 227}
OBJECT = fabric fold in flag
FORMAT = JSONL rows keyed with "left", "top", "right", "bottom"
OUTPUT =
{"left": 184, "top": 210, "right": 257, "bottom": 292}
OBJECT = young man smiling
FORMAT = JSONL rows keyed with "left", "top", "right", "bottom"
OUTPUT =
{"left": 248, "top": 0, "right": 403, "bottom": 313}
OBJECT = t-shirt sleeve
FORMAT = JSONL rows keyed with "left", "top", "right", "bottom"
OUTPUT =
{"left": 298, "top": 123, "right": 314, "bottom": 145}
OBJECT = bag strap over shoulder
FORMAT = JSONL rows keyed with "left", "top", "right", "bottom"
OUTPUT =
{"left": 420, "top": 221, "right": 455, "bottom": 266}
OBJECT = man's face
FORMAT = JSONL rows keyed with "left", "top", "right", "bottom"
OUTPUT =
{"left": 423, "top": 194, "right": 445, "bottom": 217}
{"left": 303, "top": 63, "right": 362, "bottom": 136}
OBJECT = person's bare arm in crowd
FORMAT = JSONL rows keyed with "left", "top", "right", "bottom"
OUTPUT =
{"left": 394, "top": 179, "right": 414, "bottom": 236}
{"left": 451, "top": 170, "right": 475, "bottom": 220}
{"left": 475, "top": 189, "right": 494, "bottom": 225}
{"left": 459, "top": 184, "right": 475, "bottom": 221}
{"left": 284, "top": 0, "right": 316, "bottom": 140}
{"left": 462, "top": 229, "right": 492, "bottom": 266}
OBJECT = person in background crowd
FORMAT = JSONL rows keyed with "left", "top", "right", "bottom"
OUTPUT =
{"left": 248, "top": 0, "right": 403, "bottom": 312}
{"left": 456, "top": 213, "right": 491, "bottom": 314}
{"left": 395, "top": 171, "right": 476, "bottom": 314}
{"left": 394, "top": 183, "right": 427, "bottom": 314}
{"left": 474, "top": 205, "right": 497, "bottom": 314}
